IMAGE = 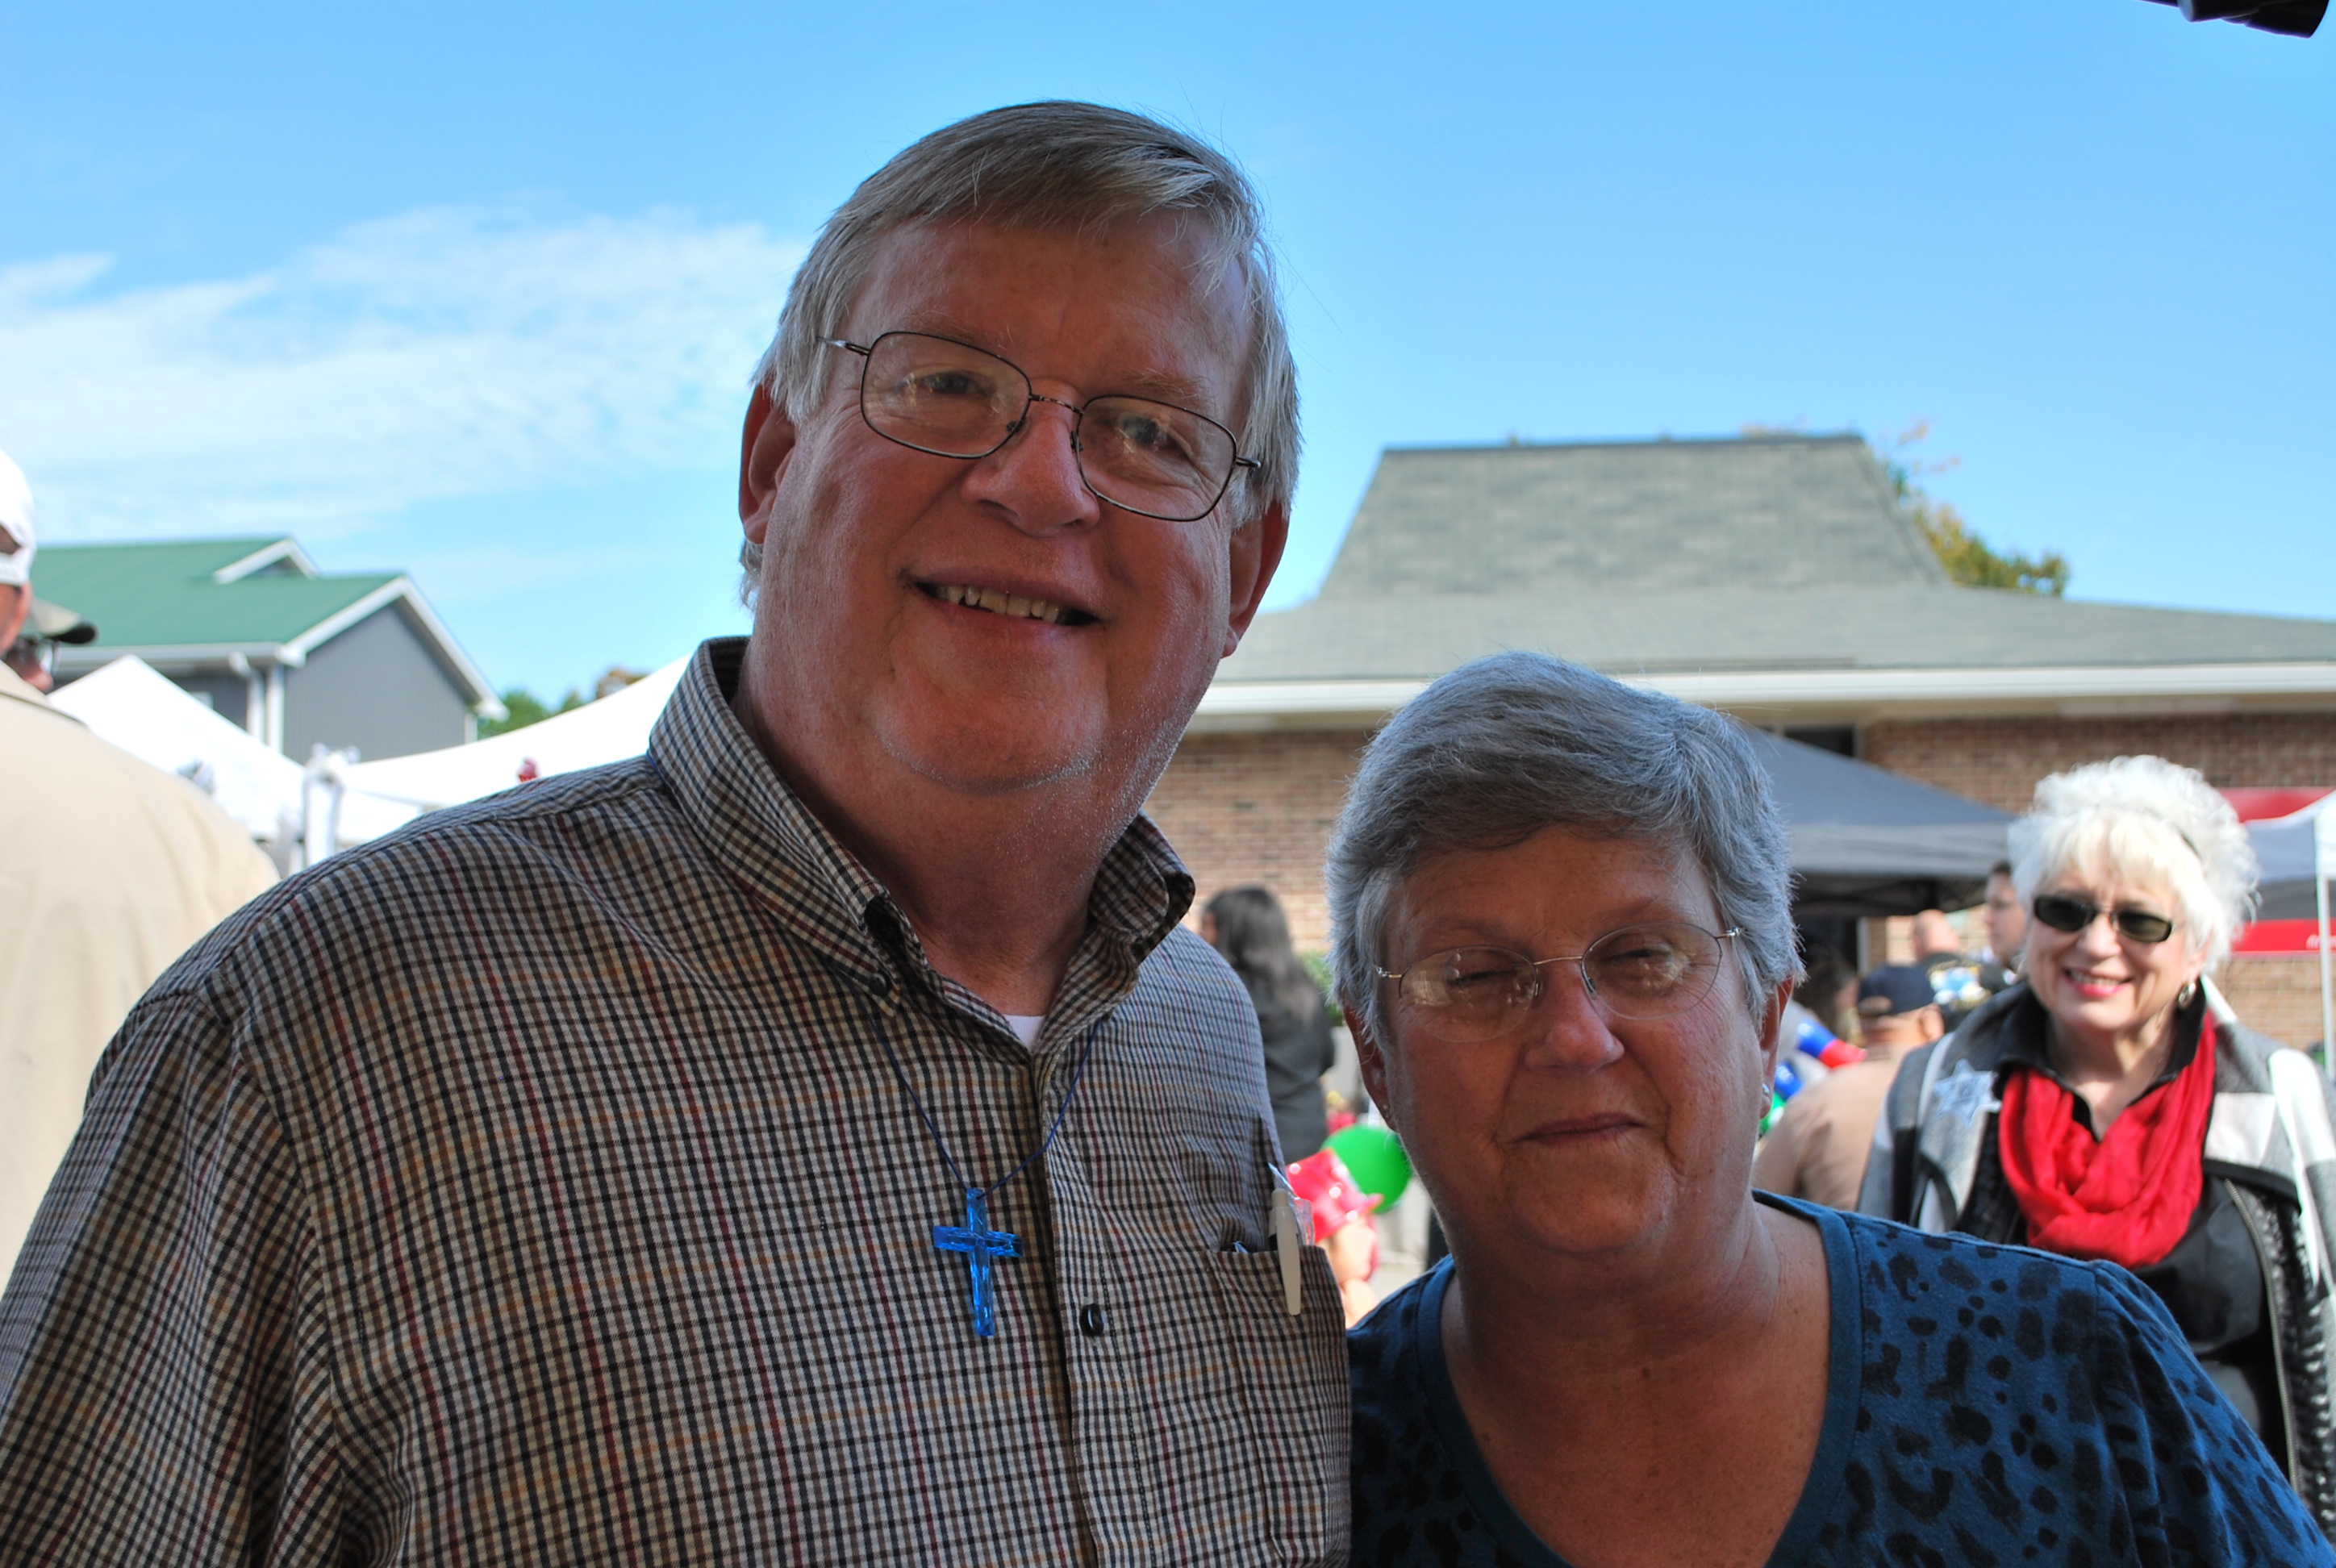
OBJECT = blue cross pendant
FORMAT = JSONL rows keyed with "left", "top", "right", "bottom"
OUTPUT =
{"left": 932, "top": 1189, "right": 1020, "bottom": 1338}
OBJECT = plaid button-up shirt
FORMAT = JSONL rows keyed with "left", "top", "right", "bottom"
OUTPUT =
{"left": 0, "top": 639, "right": 1348, "bottom": 1566}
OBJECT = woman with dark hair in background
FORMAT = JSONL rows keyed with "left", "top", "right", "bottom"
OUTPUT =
{"left": 1203, "top": 885, "right": 1336, "bottom": 1161}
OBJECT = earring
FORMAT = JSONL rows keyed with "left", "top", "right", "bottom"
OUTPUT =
{"left": 2178, "top": 979, "right": 2199, "bottom": 1008}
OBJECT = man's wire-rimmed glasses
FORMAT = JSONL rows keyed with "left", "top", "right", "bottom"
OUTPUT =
{"left": 1377, "top": 922, "right": 1744, "bottom": 1042}
{"left": 823, "top": 332, "right": 1259, "bottom": 523}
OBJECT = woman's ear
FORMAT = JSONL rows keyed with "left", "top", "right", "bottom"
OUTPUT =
{"left": 1754, "top": 978, "right": 1792, "bottom": 1087}
{"left": 1350, "top": 1006, "right": 1396, "bottom": 1131}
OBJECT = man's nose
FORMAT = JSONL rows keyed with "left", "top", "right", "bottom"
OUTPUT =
{"left": 964, "top": 396, "right": 1103, "bottom": 534}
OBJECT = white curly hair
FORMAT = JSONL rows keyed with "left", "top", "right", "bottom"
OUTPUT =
{"left": 2008, "top": 755, "right": 2260, "bottom": 969}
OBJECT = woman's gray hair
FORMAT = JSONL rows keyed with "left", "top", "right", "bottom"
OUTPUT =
{"left": 2009, "top": 754, "right": 2259, "bottom": 969}
{"left": 1327, "top": 652, "right": 1803, "bottom": 1041}
{"left": 740, "top": 101, "right": 1298, "bottom": 588}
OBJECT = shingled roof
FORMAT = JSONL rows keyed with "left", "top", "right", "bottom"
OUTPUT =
{"left": 1317, "top": 434, "right": 1945, "bottom": 598}
{"left": 1205, "top": 433, "right": 2336, "bottom": 719}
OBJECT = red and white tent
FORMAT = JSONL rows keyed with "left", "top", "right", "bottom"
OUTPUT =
{"left": 2229, "top": 789, "right": 2334, "bottom": 1054}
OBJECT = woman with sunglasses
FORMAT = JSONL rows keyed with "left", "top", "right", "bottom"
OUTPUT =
{"left": 1337, "top": 656, "right": 2324, "bottom": 1566}
{"left": 1864, "top": 754, "right": 2336, "bottom": 1536}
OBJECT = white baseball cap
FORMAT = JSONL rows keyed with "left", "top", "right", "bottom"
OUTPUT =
{"left": 0, "top": 450, "right": 32, "bottom": 589}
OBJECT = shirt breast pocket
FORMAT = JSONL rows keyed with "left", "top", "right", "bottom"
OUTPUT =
{"left": 1204, "top": 1246, "right": 1349, "bottom": 1564}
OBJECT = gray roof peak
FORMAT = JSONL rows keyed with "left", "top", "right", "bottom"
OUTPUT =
{"left": 1318, "top": 432, "right": 1948, "bottom": 598}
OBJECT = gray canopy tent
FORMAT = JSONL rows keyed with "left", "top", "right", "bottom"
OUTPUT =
{"left": 1745, "top": 729, "right": 2012, "bottom": 922}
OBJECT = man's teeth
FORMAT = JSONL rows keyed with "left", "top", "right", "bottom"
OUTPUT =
{"left": 933, "top": 584, "right": 1071, "bottom": 624}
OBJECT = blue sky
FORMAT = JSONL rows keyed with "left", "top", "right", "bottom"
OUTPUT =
{"left": 2, "top": 2, "right": 2329, "bottom": 698}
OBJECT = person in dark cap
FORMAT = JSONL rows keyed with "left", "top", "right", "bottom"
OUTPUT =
{"left": 1753, "top": 965, "right": 1942, "bottom": 1208}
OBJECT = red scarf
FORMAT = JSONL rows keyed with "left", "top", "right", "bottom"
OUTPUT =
{"left": 1996, "top": 1011, "right": 2217, "bottom": 1270}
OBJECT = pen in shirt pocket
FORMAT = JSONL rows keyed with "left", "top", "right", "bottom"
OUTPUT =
{"left": 1215, "top": 1176, "right": 1310, "bottom": 1316}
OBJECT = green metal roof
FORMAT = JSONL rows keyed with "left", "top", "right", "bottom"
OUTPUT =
{"left": 33, "top": 538, "right": 398, "bottom": 650}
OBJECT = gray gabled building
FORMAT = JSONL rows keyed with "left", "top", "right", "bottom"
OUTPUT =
{"left": 40, "top": 536, "right": 503, "bottom": 761}
{"left": 1199, "top": 433, "right": 2336, "bottom": 747}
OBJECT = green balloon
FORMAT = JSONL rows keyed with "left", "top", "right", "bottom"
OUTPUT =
{"left": 1324, "top": 1124, "right": 1412, "bottom": 1208}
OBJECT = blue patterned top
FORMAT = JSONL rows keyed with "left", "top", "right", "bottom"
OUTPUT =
{"left": 1349, "top": 1195, "right": 2331, "bottom": 1566}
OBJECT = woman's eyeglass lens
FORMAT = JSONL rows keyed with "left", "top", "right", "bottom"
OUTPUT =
{"left": 828, "top": 332, "right": 1249, "bottom": 523}
{"left": 1382, "top": 923, "right": 1735, "bottom": 1042}
{"left": 2029, "top": 895, "right": 2175, "bottom": 945}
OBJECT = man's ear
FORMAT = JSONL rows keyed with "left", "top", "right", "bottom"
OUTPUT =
{"left": 1918, "top": 1005, "right": 1947, "bottom": 1043}
{"left": 739, "top": 383, "right": 799, "bottom": 547}
{"left": 1220, "top": 496, "right": 1289, "bottom": 660}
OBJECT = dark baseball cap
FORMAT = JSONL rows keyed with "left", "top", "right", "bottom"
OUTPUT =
{"left": 1857, "top": 965, "right": 1939, "bottom": 1019}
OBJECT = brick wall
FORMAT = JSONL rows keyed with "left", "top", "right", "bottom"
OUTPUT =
{"left": 1148, "top": 711, "right": 2334, "bottom": 977}
{"left": 2222, "top": 956, "right": 2334, "bottom": 1053}
{"left": 1144, "top": 730, "right": 1372, "bottom": 952}
{"left": 1862, "top": 712, "right": 2336, "bottom": 815}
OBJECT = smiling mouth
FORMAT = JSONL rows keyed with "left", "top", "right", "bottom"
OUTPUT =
{"left": 2064, "top": 968, "right": 2130, "bottom": 993}
{"left": 920, "top": 582, "right": 1095, "bottom": 626}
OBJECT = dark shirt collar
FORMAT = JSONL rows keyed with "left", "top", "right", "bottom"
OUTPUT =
{"left": 1988, "top": 982, "right": 2208, "bottom": 1131}
{"left": 649, "top": 638, "right": 1195, "bottom": 1030}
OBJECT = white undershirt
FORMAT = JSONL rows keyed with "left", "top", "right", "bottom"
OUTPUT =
{"left": 1003, "top": 1014, "right": 1045, "bottom": 1048}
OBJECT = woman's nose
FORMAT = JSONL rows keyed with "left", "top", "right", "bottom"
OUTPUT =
{"left": 2074, "top": 911, "right": 2123, "bottom": 955}
{"left": 1522, "top": 966, "right": 1625, "bottom": 1069}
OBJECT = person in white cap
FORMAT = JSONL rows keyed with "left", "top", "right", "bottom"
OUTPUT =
{"left": 0, "top": 448, "right": 42, "bottom": 682}
{"left": 0, "top": 447, "right": 277, "bottom": 1287}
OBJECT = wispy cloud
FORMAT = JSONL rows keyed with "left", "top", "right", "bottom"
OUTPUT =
{"left": 0, "top": 203, "right": 804, "bottom": 540}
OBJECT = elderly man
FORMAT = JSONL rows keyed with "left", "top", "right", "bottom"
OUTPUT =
{"left": 1980, "top": 858, "right": 2028, "bottom": 972}
{"left": 0, "top": 104, "right": 1345, "bottom": 1566}
{"left": 0, "top": 450, "right": 276, "bottom": 1287}
{"left": 1752, "top": 965, "right": 1944, "bottom": 1209}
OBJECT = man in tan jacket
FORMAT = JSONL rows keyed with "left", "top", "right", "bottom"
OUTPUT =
{"left": 1754, "top": 965, "right": 1945, "bottom": 1210}
{"left": 0, "top": 452, "right": 277, "bottom": 1286}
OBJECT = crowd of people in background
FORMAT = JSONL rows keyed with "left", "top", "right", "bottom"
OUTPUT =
{"left": 4, "top": 97, "right": 2331, "bottom": 1568}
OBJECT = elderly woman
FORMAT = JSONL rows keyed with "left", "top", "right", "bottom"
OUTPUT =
{"left": 1337, "top": 653, "right": 2326, "bottom": 1566}
{"left": 1864, "top": 754, "right": 2336, "bottom": 1533}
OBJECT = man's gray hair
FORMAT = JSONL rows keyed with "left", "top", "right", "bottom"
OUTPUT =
{"left": 1327, "top": 652, "right": 1804, "bottom": 1041}
{"left": 2009, "top": 754, "right": 2259, "bottom": 969}
{"left": 741, "top": 101, "right": 1298, "bottom": 586}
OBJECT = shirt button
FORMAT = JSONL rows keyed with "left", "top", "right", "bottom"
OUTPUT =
{"left": 1078, "top": 1303, "right": 1108, "bottom": 1337}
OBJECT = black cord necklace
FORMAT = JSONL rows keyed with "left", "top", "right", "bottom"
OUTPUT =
{"left": 874, "top": 1017, "right": 1099, "bottom": 1337}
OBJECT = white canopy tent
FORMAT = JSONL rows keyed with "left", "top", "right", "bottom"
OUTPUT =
{"left": 51, "top": 656, "right": 307, "bottom": 840}
{"left": 52, "top": 653, "right": 691, "bottom": 861}
{"left": 338, "top": 655, "right": 689, "bottom": 836}
{"left": 2251, "top": 797, "right": 2336, "bottom": 1058}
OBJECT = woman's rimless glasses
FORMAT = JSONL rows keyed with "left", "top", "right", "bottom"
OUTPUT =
{"left": 824, "top": 332, "right": 1258, "bottom": 523}
{"left": 1378, "top": 922, "right": 1742, "bottom": 1043}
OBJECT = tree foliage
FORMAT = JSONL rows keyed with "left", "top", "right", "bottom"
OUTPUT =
{"left": 477, "top": 665, "right": 652, "bottom": 738}
{"left": 1882, "top": 422, "right": 2070, "bottom": 597}
{"left": 479, "top": 685, "right": 586, "bottom": 737}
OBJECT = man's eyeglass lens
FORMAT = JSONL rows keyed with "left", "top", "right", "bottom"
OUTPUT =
{"left": 833, "top": 332, "right": 1248, "bottom": 523}
{"left": 1384, "top": 923, "right": 1733, "bottom": 1041}
{"left": 2029, "top": 895, "right": 2175, "bottom": 945}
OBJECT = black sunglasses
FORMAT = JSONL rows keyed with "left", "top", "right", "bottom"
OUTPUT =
{"left": 2029, "top": 894, "right": 2176, "bottom": 946}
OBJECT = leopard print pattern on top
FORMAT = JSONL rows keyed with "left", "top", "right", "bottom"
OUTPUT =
{"left": 1349, "top": 1199, "right": 2332, "bottom": 1567}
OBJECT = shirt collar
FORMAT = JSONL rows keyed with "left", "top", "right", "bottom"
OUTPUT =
{"left": 649, "top": 638, "right": 1195, "bottom": 1024}
{"left": 0, "top": 661, "right": 64, "bottom": 716}
{"left": 1992, "top": 983, "right": 2206, "bottom": 1097}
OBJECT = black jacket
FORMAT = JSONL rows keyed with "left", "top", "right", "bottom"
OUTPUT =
{"left": 1861, "top": 982, "right": 2336, "bottom": 1536}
